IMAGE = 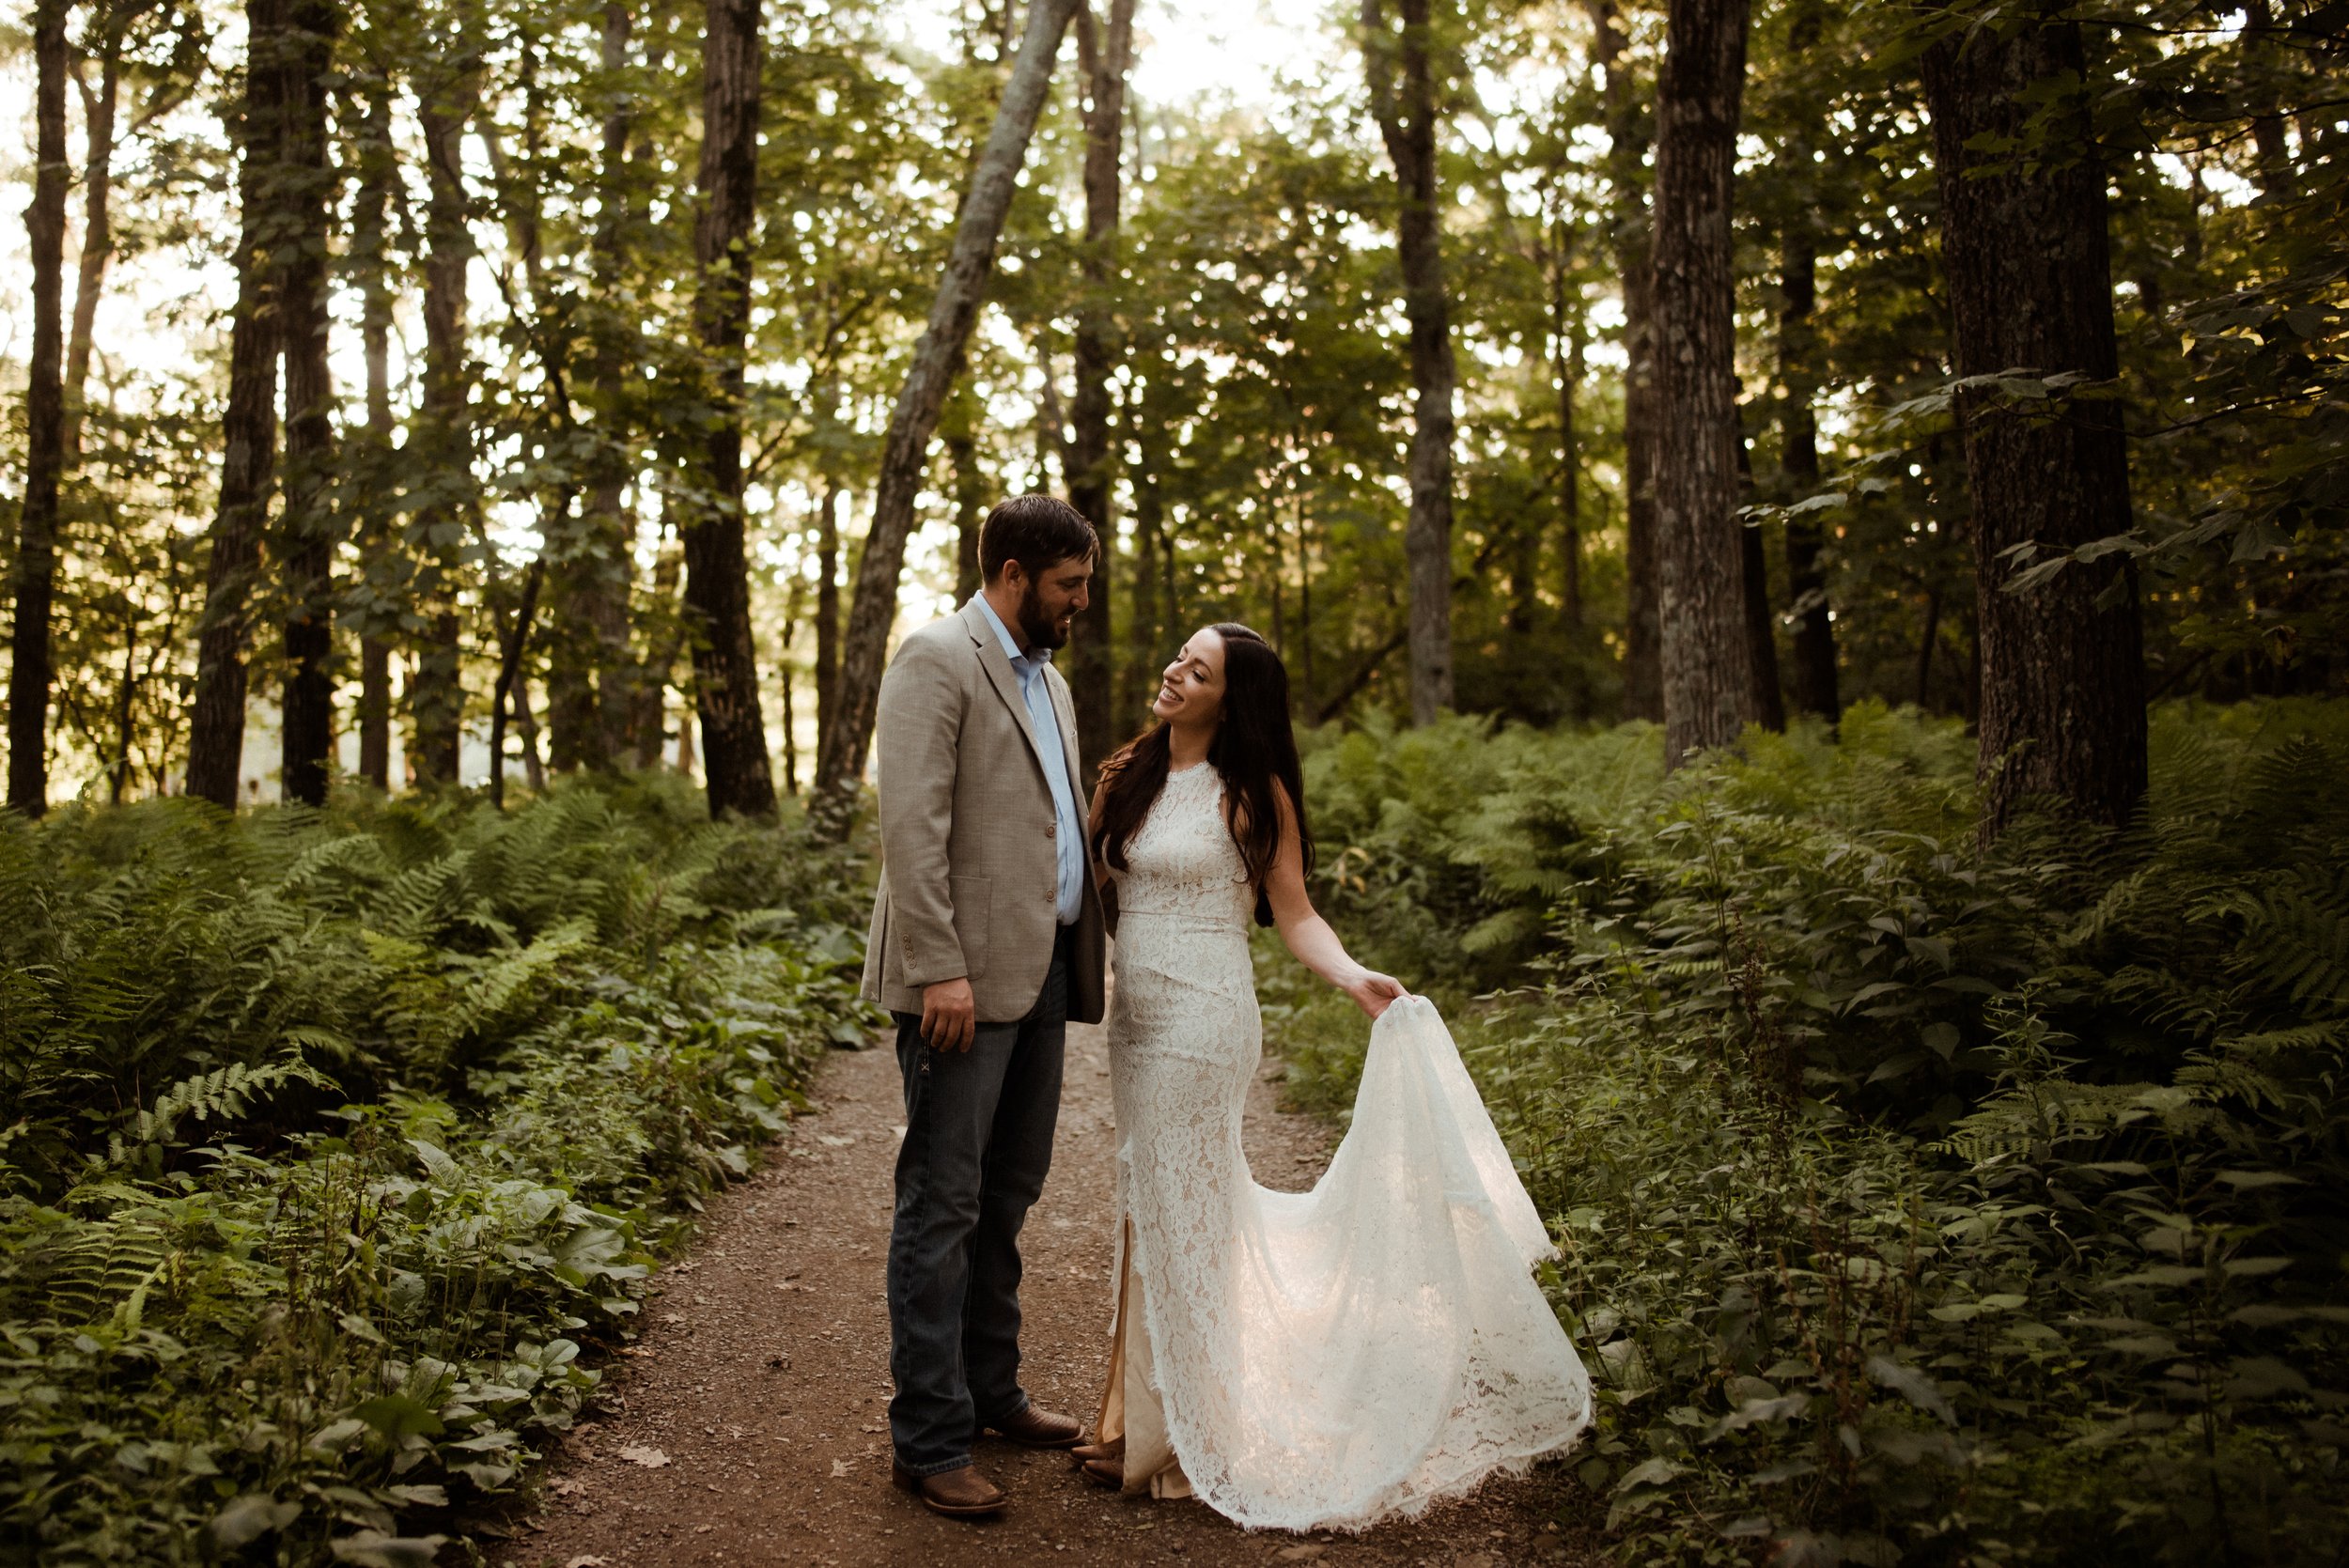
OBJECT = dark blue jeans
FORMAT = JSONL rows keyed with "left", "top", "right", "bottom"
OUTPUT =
{"left": 886, "top": 931, "right": 1069, "bottom": 1476}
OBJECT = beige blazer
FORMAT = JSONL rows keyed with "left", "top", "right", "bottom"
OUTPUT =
{"left": 860, "top": 599, "right": 1108, "bottom": 1025}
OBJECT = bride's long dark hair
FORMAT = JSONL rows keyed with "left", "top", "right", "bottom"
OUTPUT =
{"left": 1091, "top": 624, "right": 1313, "bottom": 928}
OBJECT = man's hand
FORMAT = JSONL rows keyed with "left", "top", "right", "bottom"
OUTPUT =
{"left": 920, "top": 977, "right": 978, "bottom": 1052}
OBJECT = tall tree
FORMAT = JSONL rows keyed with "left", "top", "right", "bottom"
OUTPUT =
{"left": 684, "top": 0, "right": 778, "bottom": 817}
{"left": 813, "top": 0, "right": 1083, "bottom": 806}
{"left": 277, "top": 0, "right": 340, "bottom": 808}
{"left": 186, "top": 0, "right": 289, "bottom": 808}
{"left": 548, "top": 0, "right": 641, "bottom": 773}
{"left": 1066, "top": 0, "right": 1136, "bottom": 780}
{"left": 813, "top": 481, "right": 843, "bottom": 754}
{"left": 942, "top": 388, "right": 986, "bottom": 604}
{"left": 1651, "top": 0, "right": 1756, "bottom": 765}
{"left": 408, "top": 40, "right": 480, "bottom": 786}
{"left": 1545, "top": 199, "right": 1584, "bottom": 629}
{"left": 8, "top": 0, "right": 70, "bottom": 816}
{"left": 1585, "top": 0, "right": 1661, "bottom": 722}
{"left": 1922, "top": 6, "right": 2146, "bottom": 831}
{"left": 62, "top": 17, "right": 121, "bottom": 464}
{"left": 1779, "top": 222, "right": 1839, "bottom": 721}
{"left": 1738, "top": 489, "right": 1785, "bottom": 730}
{"left": 350, "top": 70, "right": 397, "bottom": 789}
{"left": 1362, "top": 0, "right": 1457, "bottom": 725}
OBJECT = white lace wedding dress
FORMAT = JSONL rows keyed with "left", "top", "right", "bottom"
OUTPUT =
{"left": 1097, "top": 761, "right": 1591, "bottom": 1532}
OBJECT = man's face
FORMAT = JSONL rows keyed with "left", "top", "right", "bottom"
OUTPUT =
{"left": 1012, "top": 555, "right": 1094, "bottom": 649}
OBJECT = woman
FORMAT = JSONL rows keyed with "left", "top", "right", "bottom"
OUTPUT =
{"left": 1073, "top": 623, "right": 1590, "bottom": 1531}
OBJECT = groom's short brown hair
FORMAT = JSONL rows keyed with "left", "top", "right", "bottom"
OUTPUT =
{"left": 980, "top": 493, "right": 1098, "bottom": 583}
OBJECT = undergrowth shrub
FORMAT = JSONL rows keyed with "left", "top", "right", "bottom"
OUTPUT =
{"left": 0, "top": 776, "right": 880, "bottom": 1566}
{"left": 1258, "top": 699, "right": 2349, "bottom": 1566}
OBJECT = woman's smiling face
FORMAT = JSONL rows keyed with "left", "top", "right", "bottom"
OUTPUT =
{"left": 1153, "top": 628, "right": 1228, "bottom": 729}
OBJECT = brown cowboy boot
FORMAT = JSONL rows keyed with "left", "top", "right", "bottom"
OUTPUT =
{"left": 983, "top": 1405, "right": 1085, "bottom": 1449}
{"left": 891, "top": 1462, "right": 1008, "bottom": 1518}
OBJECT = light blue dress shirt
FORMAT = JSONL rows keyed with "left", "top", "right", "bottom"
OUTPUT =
{"left": 972, "top": 594, "right": 1087, "bottom": 926}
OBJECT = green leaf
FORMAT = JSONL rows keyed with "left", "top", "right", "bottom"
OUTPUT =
{"left": 1867, "top": 1355, "right": 1954, "bottom": 1425}
{"left": 351, "top": 1394, "right": 444, "bottom": 1442}
{"left": 208, "top": 1495, "right": 302, "bottom": 1549}
{"left": 331, "top": 1533, "right": 449, "bottom": 1568}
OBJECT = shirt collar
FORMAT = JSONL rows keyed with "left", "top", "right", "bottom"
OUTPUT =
{"left": 971, "top": 592, "right": 1050, "bottom": 668}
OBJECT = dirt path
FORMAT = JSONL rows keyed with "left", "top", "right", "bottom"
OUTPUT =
{"left": 498, "top": 1015, "right": 1598, "bottom": 1568}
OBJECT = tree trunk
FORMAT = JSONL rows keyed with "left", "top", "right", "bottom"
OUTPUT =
{"left": 549, "top": 0, "right": 640, "bottom": 773}
{"left": 63, "top": 43, "right": 121, "bottom": 464}
{"left": 944, "top": 400, "right": 987, "bottom": 602}
{"left": 1586, "top": 0, "right": 1661, "bottom": 722}
{"left": 353, "top": 78, "right": 397, "bottom": 789}
{"left": 632, "top": 530, "right": 683, "bottom": 768}
{"left": 1362, "top": 0, "right": 1456, "bottom": 726}
{"left": 278, "top": 0, "right": 340, "bottom": 809}
{"left": 1651, "top": 0, "right": 1756, "bottom": 766}
{"left": 489, "top": 557, "right": 545, "bottom": 808}
{"left": 684, "top": 0, "right": 778, "bottom": 819}
{"left": 8, "top": 0, "right": 70, "bottom": 816}
{"left": 186, "top": 0, "right": 290, "bottom": 809}
{"left": 813, "top": 0, "right": 1083, "bottom": 807}
{"left": 1922, "top": 7, "right": 2145, "bottom": 831}
{"left": 1739, "top": 516, "right": 1785, "bottom": 731}
{"left": 1067, "top": 0, "right": 1136, "bottom": 784}
{"left": 1548, "top": 210, "right": 1583, "bottom": 629}
{"left": 410, "top": 55, "right": 481, "bottom": 786}
{"left": 1780, "top": 227, "right": 1840, "bottom": 722}
{"left": 815, "top": 479, "right": 842, "bottom": 754}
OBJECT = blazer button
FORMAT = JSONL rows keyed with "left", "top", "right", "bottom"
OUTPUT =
{"left": 1045, "top": 822, "right": 1057, "bottom": 838}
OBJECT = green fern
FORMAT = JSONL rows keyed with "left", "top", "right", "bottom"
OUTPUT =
{"left": 102, "top": 1057, "right": 338, "bottom": 1168}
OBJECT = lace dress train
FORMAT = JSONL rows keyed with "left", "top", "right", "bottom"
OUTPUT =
{"left": 1097, "top": 763, "right": 1591, "bottom": 1532}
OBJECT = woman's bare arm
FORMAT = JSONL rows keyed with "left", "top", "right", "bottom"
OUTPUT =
{"left": 1260, "top": 784, "right": 1407, "bottom": 1018}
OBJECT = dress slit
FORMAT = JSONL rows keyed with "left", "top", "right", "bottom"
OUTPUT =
{"left": 1095, "top": 1216, "right": 1193, "bottom": 1499}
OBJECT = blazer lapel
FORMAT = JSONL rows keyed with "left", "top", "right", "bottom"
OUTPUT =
{"left": 1049, "top": 671, "right": 1088, "bottom": 807}
{"left": 961, "top": 601, "right": 1051, "bottom": 781}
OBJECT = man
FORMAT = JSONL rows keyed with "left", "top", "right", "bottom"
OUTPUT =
{"left": 862, "top": 493, "right": 1110, "bottom": 1518}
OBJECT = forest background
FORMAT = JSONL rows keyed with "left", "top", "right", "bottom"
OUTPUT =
{"left": 2, "top": 0, "right": 2346, "bottom": 1562}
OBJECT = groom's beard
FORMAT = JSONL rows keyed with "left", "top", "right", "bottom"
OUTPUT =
{"left": 1019, "top": 582, "right": 1071, "bottom": 650}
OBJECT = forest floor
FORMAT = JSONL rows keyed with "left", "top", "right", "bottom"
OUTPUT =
{"left": 493, "top": 1011, "right": 1602, "bottom": 1568}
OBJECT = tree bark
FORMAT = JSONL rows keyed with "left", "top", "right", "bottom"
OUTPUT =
{"left": 813, "top": 0, "right": 1083, "bottom": 807}
{"left": 1548, "top": 209, "right": 1583, "bottom": 629}
{"left": 943, "top": 396, "right": 987, "bottom": 603}
{"left": 186, "top": 0, "right": 290, "bottom": 809}
{"left": 1362, "top": 0, "right": 1456, "bottom": 726}
{"left": 1779, "top": 226, "right": 1840, "bottom": 722}
{"left": 1585, "top": 0, "right": 1661, "bottom": 722}
{"left": 549, "top": 0, "right": 640, "bottom": 773}
{"left": 8, "top": 0, "right": 70, "bottom": 816}
{"left": 63, "top": 43, "right": 121, "bottom": 464}
{"left": 410, "top": 53, "right": 481, "bottom": 786}
{"left": 277, "top": 0, "right": 340, "bottom": 808}
{"left": 1652, "top": 0, "right": 1757, "bottom": 766}
{"left": 814, "top": 479, "right": 842, "bottom": 755}
{"left": 1922, "top": 6, "right": 2146, "bottom": 831}
{"left": 489, "top": 557, "right": 545, "bottom": 808}
{"left": 632, "top": 529, "right": 682, "bottom": 768}
{"left": 1739, "top": 514, "right": 1785, "bottom": 731}
{"left": 353, "top": 76, "right": 397, "bottom": 789}
{"left": 1067, "top": 0, "right": 1136, "bottom": 784}
{"left": 684, "top": 0, "right": 777, "bottom": 818}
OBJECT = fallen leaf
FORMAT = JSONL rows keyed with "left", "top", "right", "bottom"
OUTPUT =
{"left": 831, "top": 1458, "right": 852, "bottom": 1477}
{"left": 617, "top": 1446, "right": 671, "bottom": 1468}
{"left": 565, "top": 1557, "right": 610, "bottom": 1568}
